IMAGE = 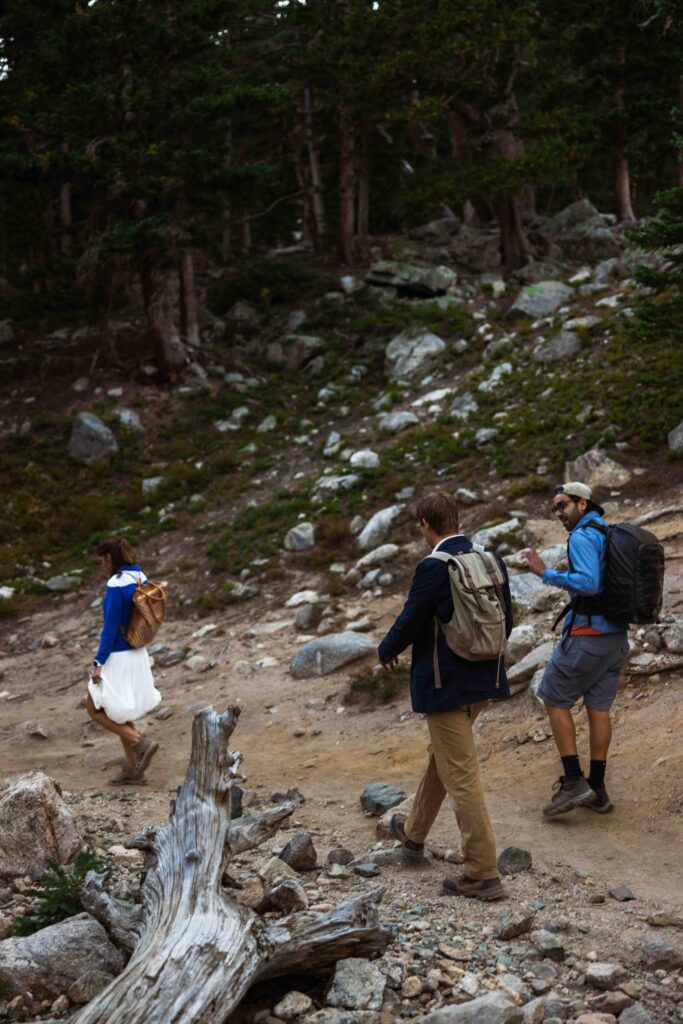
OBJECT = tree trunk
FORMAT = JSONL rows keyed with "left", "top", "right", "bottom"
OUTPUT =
{"left": 445, "top": 109, "right": 494, "bottom": 223}
{"left": 613, "top": 44, "right": 636, "bottom": 223}
{"left": 139, "top": 261, "right": 188, "bottom": 377}
{"left": 338, "top": 106, "right": 355, "bottom": 265}
{"left": 355, "top": 126, "right": 370, "bottom": 255}
{"left": 242, "top": 215, "right": 252, "bottom": 254}
{"left": 484, "top": 93, "right": 531, "bottom": 271}
{"left": 292, "top": 129, "right": 314, "bottom": 247}
{"left": 410, "top": 89, "right": 438, "bottom": 158}
{"left": 179, "top": 249, "right": 200, "bottom": 349}
{"left": 497, "top": 196, "right": 531, "bottom": 271}
{"left": 222, "top": 204, "right": 232, "bottom": 263}
{"left": 59, "top": 143, "right": 73, "bottom": 255}
{"left": 678, "top": 74, "right": 683, "bottom": 188}
{"left": 74, "top": 707, "right": 391, "bottom": 1024}
{"left": 303, "top": 85, "right": 326, "bottom": 246}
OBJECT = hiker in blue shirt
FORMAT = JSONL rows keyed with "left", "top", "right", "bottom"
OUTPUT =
{"left": 522, "top": 482, "right": 629, "bottom": 818}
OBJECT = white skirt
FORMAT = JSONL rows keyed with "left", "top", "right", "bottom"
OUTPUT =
{"left": 88, "top": 647, "right": 162, "bottom": 725}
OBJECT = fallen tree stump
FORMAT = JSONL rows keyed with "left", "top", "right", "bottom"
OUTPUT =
{"left": 75, "top": 706, "right": 392, "bottom": 1023}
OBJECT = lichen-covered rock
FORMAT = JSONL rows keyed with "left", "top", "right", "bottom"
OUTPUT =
{"left": 534, "top": 330, "right": 581, "bottom": 364}
{"left": 68, "top": 411, "right": 118, "bottom": 464}
{"left": 507, "top": 281, "right": 573, "bottom": 320}
{"left": 564, "top": 449, "right": 632, "bottom": 489}
{"left": 0, "top": 772, "right": 81, "bottom": 877}
{"left": 325, "top": 957, "right": 387, "bottom": 1011}
{"left": 385, "top": 329, "right": 446, "bottom": 380}
{"left": 0, "top": 913, "right": 124, "bottom": 1000}
{"left": 290, "top": 632, "right": 376, "bottom": 678}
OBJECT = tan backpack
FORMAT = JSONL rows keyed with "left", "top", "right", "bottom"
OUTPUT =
{"left": 428, "top": 545, "right": 507, "bottom": 688}
{"left": 120, "top": 573, "right": 168, "bottom": 649}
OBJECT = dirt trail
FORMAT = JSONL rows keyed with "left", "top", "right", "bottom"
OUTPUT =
{"left": 1, "top": 497, "right": 682, "bottom": 911}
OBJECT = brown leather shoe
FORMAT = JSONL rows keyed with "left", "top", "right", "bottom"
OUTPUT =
{"left": 132, "top": 737, "right": 159, "bottom": 774}
{"left": 443, "top": 874, "right": 505, "bottom": 901}
{"left": 109, "top": 764, "right": 146, "bottom": 786}
{"left": 389, "top": 815, "right": 424, "bottom": 862}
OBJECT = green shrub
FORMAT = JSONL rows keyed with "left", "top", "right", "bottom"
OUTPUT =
{"left": 206, "top": 258, "right": 337, "bottom": 312}
{"left": 9, "top": 848, "right": 104, "bottom": 936}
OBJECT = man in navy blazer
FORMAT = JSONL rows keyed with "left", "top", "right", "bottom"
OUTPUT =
{"left": 378, "top": 490, "right": 512, "bottom": 900}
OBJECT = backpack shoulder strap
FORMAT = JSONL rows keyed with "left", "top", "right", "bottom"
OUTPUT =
{"left": 426, "top": 551, "right": 454, "bottom": 564}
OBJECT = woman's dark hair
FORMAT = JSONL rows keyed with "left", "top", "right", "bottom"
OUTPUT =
{"left": 94, "top": 537, "right": 138, "bottom": 572}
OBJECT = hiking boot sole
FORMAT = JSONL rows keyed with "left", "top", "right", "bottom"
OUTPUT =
{"left": 543, "top": 787, "right": 597, "bottom": 819}
{"left": 584, "top": 799, "right": 614, "bottom": 814}
{"left": 443, "top": 878, "right": 505, "bottom": 901}
{"left": 109, "top": 774, "right": 147, "bottom": 786}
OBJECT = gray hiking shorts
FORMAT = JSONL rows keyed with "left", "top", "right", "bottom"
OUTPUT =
{"left": 537, "top": 633, "right": 629, "bottom": 712}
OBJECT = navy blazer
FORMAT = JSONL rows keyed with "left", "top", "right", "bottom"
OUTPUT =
{"left": 377, "top": 535, "right": 513, "bottom": 713}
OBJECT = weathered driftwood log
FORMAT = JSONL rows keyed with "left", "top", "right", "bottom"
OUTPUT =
{"left": 75, "top": 706, "right": 391, "bottom": 1024}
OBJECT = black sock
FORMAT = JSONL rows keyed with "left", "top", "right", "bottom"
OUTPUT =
{"left": 588, "top": 760, "right": 606, "bottom": 791}
{"left": 561, "top": 754, "right": 582, "bottom": 779}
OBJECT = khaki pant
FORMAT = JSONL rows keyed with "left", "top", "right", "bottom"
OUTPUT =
{"left": 405, "top": 702, "right": 498, "bottom": 880}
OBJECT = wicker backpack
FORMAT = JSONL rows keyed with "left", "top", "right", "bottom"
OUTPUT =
{"left": 121, "top": 573, "right": 168, "bottom": 648}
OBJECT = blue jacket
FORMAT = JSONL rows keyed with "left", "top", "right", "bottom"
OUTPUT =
{"left": 94, "top": 565, "right": 146, "bottom": 665}
{"left": 377, "top": 536, "right": 513, "bottom": 714}
{"left": 542, "top": 511, "right": 624, "bottom": 634}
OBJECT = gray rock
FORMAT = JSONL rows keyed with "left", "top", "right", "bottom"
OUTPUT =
{"left": 0, "top": 772, "right": 81, "bottom": 877}
{"left": 530, "top": 929, "right": 564, "bottom": 962}
{"left": 646, "top": 909, "right": 683, "bottom": 928}
{"left": 257, "top": 414, "right": 277, "bottom": 432}
{"left": 303, "top": 1011, "right": 378, "bottom": 1024}
{"left": 385, "top": 329, "right": 447, "bottom": 380}
{"left": 507, "top": 281, "right": 574, "bottom": 320}
{"left": 285, "top": 522, "right": 315, "bottom": 552}
{"left": 564, "top": 449, "right": 631, "bottom": 489}
{"left": 356, "top": 505, "right": 404, "bottom": 550}
{"left": 68, "top": 970, "right": 115, "bottom": 1004}
{"left": 296, "top": 604, "right": 324, "bottom": 631}
{"left": 357, "top": 847, "right": 409, "bottom": 866}
{"left": 507, "top": 642, "right": 555, "bottom": 687}
{"left": 534, "top": 330, "right": 581, "bottom": 364}
{"left": 507, "top": 574, "right": 556, "bottom": 611}
{"left": 311, "top": 474, "right": 361, "bottom": 499}
{"left": 496, "top": 909, "right": 536, "bottom": 940}
{"left": 478, "top": 362, "right": 513, "bottom": 392}
{"left": 45, "top": 574, "right": 79, "bottom": 592}
{"left": 449, "top": 227, "right": 502, "bottom": 273}
{"left": 609, "top": 884, "right": 635, "bottom": 902}
{"left": 497, "top": 846, "right": 532, "bottom": 875}
{"left": 506, "top": 624, "right": 542, "bottom": 664}
{"left": 640, "top": 939, "right": 683, "bottom": 969}
{"left": 353, "top": 862, "right": 381, "bottom": 878}
{"left": 619, "top": 1004, "right": 654, "bottom": 1024}
{"left": 326, "top": 957, "right": 386, "bottom": 1011}
{"left": 528, "top": 667, "right": 547, "bottom": 707}
{"left": 585, "top": 963, "right": 628, "bottom": 990}
{"left": 360, "top": 781, "right": 407, "bottom": 815}
{"left": 471, "top": 517, "right": 522, "bottom": 549}
{"left": 267, "top": 333, "right": 326, "bottom": 372}
{"left": 142, "top": 475, "right": 165, "bottom": 497}
{"left": 327, "top": 848, "right": 355, "bottom": 866}
{"left": 68, "top": 411, "right": 118, "bottom": 464}
{"left": 378, "top": 410, "right": 420, "bottom": 434}
{"left": 113, "top": 407, "right": 144, "bottom": 435}
{"left": 417, "top": 990, "right": 523, "bottom": 1023}
{"left": 0, "top": 913, "right": 124, "bottom": 999}
{"left": 155, "top": 649, "right": 184, "bottom": 667}
{"left": 274, "top": 991, "right": 314, "bottom": 1020}
{"left": 279, "top": 832, "right": 318, "bottom": 872}
{"left": 356, "top": 544, "right": 399, "bottom": 569}
{"left": 662, "top": 623, "right": 683, "bottom": 653}
{"left": 476, "top": 427, "right": 498, "bottom": 445}
{"left": 0, "top": 320, "right": 14, "bottom": 345}
{"left": 366, "top": 261, "right": 457, "bottom": 297}
{"left": 541, "top": 199, "right": 621, "bottom": 260}
{"left": 449, "top": 391, "right": 479, "bottom": 422}
{"left": 349, "top": 449, "right": 380, "bottom": 469}
{"left": 290, "top": 632, "right": 376, "bottom": 678}
{"left": 520, "top": 997, "right": 548, "bottom": 1024}
{"left": 667, "top": 420, "right": 683, "bottom": 454}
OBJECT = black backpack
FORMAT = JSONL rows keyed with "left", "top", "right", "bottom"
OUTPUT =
{"left": 555, "top": 521, "right": 664, "bottom": 630}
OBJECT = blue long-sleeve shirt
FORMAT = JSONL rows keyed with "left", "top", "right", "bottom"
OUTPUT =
{"left": 542, "top": 512, "right": 624, "bottom": 634}
{"left": 94, "top": 565, "right": 146, "bottom": 665}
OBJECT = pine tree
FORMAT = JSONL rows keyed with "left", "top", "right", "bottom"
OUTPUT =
{"left": 627, "top": 186, "right": 683, "bottom": 346}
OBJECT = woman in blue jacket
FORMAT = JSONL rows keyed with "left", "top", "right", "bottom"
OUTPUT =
{"left": 88, "top": 537, "right": 161, "bottom": 784}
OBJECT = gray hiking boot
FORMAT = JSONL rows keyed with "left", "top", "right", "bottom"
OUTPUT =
{"left": 389, "top": 815, "right": 425, "bottom": 862}
{"left": 583, "top": 785, "right": 614, "bottom": 814}
{"left": 543, "top": 776, "right": 596, "bottom": 818}
{"left": 109, "top": 763, "right": 146, "bottom": 786}
{"left": 443, "top": 874, "right": 505, "bottom": 901}
{"left": 132, "top": 737, "right": 159, "bottom": 774}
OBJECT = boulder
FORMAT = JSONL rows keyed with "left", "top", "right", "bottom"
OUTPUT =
{"left": 448, "top": 228, "right": 502, "bottom": 273}
{"left": 113, "top": 407, "right": 144, "bottom": 436}
{"left": 507, "top": 641, "right": 555, "bottom": 688}
{"left": 449, "top": 392, "right": 479, "bottom": 422}
{"left": 68, "top": 970, "right": 116, "bottom": 1004}
{"left": 619, "top": 1005, "right": 654, "bottom": 1024}
{"left": 385, "top": 329, "right": 447, "bottom": 380}
{"left": 266, "top": 334, "right": 325, "bottom": 372}
{"left": 311, "top": 474, "right": 361, "bottom": 499}
{"left": 478, "top": 362, "right": 513, "bottom": 393}
{"left": 417, "top": 990, "right": 523, "bottom": 1023}
{"left": 290, "top": 632, "right": 376, "bottom": 678}
{"left": 366, "top": 261, "right": 457, "bottom": 297}
{"left": 541, "top": 199, "right": 622, "bottom": 260}
{"left": 0, "top": 772, "right": 81, "bottom": 877}
{"left": 506, "top": 624, "right": 542, "bottom": 664}
{"left": 284, "top": 522, "right": 315, "bottom": 552}
{"left": 356, "top": 505, "right": 404, "bottom": 550}
{"left": 356, "top": 544, "right": 399, "bottom": 570}
{"left": 498, "top": 846, "right": 532, "bottom": 875}
{"left": 534, "top": 330, "right": 582, "bottom": 364}
{"left": 349, "top": 449, "right": 380, "bottom": 469}
{"left": 585, "top": 963, "right": 628, "bottom": 990}
{"left": 378, "top": 410, "right": 421, "bottom": 434}
{"left": 640, "top": 939, "right": 683, "bottom": 970}
{"left": 360, "top": 782, "right": 407, "bottom": 815}
{"left": 326, "top": 957, "right": 387, "bottom": 1011}
{"left": 470, "top": 518, "right": 522, "bottom": 549}
{"left": 279, "top": 832, "right": 318, "bottom": 871}
{"left": 507, "top": 573, "right": 556, "bottom": 611}
{"left": 274, "top": 991, "right": 314, "bottom": 1020}
{"left": 507, "top": 281, "right": 574, "bottom": 320}
{"left": 667, "top": 420, "right": 683, "bottom": 454}
{"left": 68, "top": 411, "right": 118, "bottom": 464}
{"left": 0, "top": 913, "right": 124, "bottom": 1000}
{"left": 564, "top": 449, "right": 632, "bottom": 489}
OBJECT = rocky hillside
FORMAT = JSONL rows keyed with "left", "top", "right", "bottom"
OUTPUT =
{"left": 1, "top": 202, "right": 683, "bottom": 1024}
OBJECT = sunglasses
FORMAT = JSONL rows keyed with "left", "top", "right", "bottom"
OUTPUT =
{"left": 552, "top": 498, "right": 576, "bottom": 514}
